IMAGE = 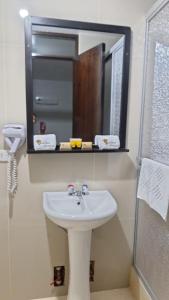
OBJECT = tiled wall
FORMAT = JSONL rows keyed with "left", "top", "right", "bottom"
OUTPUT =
{"left": 0, "top": 0, "right": 155, "bottom": 299}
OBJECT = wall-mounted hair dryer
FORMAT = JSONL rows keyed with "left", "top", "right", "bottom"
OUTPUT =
{"left": 2, "top": 124, "right": 26, "bottom": 154}
{"left": 2, "top": 124, "right": 26, "bottom": 195}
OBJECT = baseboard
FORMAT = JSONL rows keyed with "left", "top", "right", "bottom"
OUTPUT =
{"left": 32, "top": 296, "right": 66, "bottom": 300}
{"left": 130, "top": 267, "right": 152, "bottom": 300}
{"left": 32, "top": 288, "right": 133, "bottom": 300}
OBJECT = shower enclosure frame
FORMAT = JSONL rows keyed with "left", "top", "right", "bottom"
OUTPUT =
{"left": 133, "top": 0, "right": 169, "bottom": 299}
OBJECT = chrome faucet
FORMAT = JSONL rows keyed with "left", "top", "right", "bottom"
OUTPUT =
{"left": 67, "top": 183, "right": 89, "bottom": 196}
{"left": 67, "top": 184, "right": 75, "bottom": 196}
{"left": 81, "top": 184, "right": 89, "bottom": 195}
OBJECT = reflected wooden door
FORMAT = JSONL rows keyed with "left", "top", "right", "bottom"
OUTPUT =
{"left": 73, "top": 43, "right": 105, "bottom": 141}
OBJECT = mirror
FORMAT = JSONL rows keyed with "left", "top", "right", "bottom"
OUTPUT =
{"left": 25, "top": 17, "right": 131, "bottom": 152}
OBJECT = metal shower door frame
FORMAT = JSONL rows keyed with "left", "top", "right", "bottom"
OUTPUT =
{"left": 133, "top": 1, "right": 169, "bottom": 300}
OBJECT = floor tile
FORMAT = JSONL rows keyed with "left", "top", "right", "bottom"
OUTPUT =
{"left": 32, "top": 288, "right": 135, "bottom": 300}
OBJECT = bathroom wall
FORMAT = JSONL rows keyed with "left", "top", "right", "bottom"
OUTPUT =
{"left": 0, "top": 0, "right": 155, "bottom": 300}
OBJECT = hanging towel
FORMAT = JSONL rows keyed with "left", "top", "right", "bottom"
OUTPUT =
{"left": 137, "top": 158, "right": 169, "bottom": 221}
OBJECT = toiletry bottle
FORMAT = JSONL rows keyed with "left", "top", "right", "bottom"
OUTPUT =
{"left": 40, "top": 121, "right": 46, "bottom": 134}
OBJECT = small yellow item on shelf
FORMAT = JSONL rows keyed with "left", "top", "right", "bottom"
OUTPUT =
{"left": 60, "top": 142, "right": 71, "bottom": 151}
{"left": 70, "top": 138, "right": 82, "bottom": 148}
{"left": 82, "top": 142, "right": 93, "bottom": 150}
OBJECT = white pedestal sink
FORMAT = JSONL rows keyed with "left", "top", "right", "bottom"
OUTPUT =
{"left": 43, "top": 191, "right": 117, "bottom": 300}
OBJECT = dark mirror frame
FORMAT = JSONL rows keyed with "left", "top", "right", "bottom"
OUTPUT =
{"left": 24, "top": 16, "right": 131, "bottom": 153}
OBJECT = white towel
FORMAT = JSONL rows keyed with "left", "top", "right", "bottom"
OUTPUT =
{"left": 95, "top": 135, "right": 120, "bottom": 150}
{"left": 137, "top": 158, "right": 169, "bottom": 221}
{"left": 33, "top": 134, "right": 56, "bottom": 151}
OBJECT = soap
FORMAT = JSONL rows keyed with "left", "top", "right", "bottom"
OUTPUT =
{"left": 82, "top": 142, "right": 92, "bottom": 150}
{"left": 70, "top": 138, "right": 82, "bottom": 148}
{"left": 60, "top": 142, "right": 71, "bottom": 151}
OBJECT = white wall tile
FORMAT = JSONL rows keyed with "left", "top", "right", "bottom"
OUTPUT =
{"left": 0, "top": 0, "right": 156, "bottom": 299}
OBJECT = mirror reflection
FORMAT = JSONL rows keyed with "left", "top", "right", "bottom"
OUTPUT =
{"left": 32, "top": 26, "right": 125, "bottom": 143}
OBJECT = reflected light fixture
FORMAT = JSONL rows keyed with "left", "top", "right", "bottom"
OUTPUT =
{"left": 19, "top": 9, "right": 29, "bottom": 18}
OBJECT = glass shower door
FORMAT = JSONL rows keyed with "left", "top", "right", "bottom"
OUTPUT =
{"left": 134, "top": 1, "right": 169, "bottom": 300}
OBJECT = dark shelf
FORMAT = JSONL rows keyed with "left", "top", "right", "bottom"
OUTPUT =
{"left": 27, "top": 146, "right": 129, "bottom": 154}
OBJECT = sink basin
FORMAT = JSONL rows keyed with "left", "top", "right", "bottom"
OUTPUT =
{"left": 43, "top": 190, "right": 117, "bottom": 300}
{"left": 43, "top": 191, "right": 117, "bottom": 230}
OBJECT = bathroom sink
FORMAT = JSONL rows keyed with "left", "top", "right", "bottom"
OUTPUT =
{"left": 43, "top": 191, "right": 117, "bottom": 230}
{"left": 43, "top": 190, "right": 117, "bottom": 300}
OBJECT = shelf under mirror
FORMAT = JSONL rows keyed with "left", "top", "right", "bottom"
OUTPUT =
{"left": 27, "top": 147, "right": 129, "bottom": 154}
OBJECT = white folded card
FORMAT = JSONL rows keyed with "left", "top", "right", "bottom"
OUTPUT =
{"left": 33, "top": 134, "right": 56, "bottom": 151}
{"left": 95, "top": 135, "right": 120, "bottom": 150}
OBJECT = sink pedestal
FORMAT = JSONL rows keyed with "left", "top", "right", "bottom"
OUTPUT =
{"left": 68, "top": 229, "right": 92, "bottom": 300}
{"left": 43, "top": 191, "right": 117, "bottom": 299}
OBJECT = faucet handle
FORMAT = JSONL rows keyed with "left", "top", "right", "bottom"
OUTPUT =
{"left": 67, "top": 184, "right": 75, "bottom": 195}
{"left": 81, "top": 184, "right": 89, "bottom": 195}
